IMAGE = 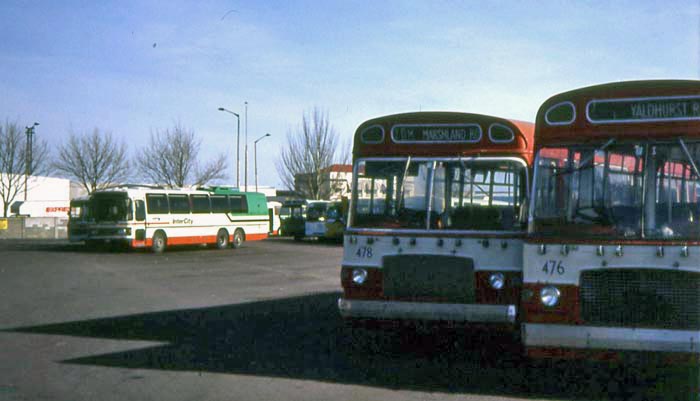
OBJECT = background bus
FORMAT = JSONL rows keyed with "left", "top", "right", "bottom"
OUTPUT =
{"left": 67, "top": 196, "right": 90, "bottom": 243}
{"left": 71, "top": 185, "right": 269, "bottom": 252}
{"left": 338, "top": 112, "right": 534, "bottom": 345}
{"left": 522, "top": 80, "right": 700, "bottom": 363}
{"left": 304, "top": 200, "right": 331, "bottom": 238}
{"left": 267, "top": 200, "right": 282, "bottom": 235}
{"left": 279, "top": 199, "right": 307, "bottom": 240}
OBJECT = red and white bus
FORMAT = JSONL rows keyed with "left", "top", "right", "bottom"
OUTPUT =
{"left": 71, "top": 185, "right": 269, "bottom": 252}
{"left": 338, "top": 112, "right": 534, "bottom": 336}
{"left": 523, "top": 80, "right": 700, "bottom": 362}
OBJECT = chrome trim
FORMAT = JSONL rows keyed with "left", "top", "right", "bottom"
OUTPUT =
{"left": 524, "top": 323, "right": 700, "bottom": 353}
{"left": 359, "top": 124, "right": 385, "bottom": 144}
{"left": 338, "top": 298, "right": 516, "bottom": 323}
{"left": 488, "top": 123, "right": 515, "bottom": 143}
{"left": 390, "top": 123, "right": 482, "bottom": 144}
{"left": 345, "top": 227, "right": 523, "bottom": 235}
{"left": 544, "top": 101, "right": 576, "bottom": 126}
{"left": 586, "top": 94, "right": 700, "bottom": 124}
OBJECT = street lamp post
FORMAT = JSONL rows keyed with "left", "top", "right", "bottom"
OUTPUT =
{"left": 24, "top": 122, "right": 39, "bottom": 201}
{"left": 244, "top": 101, "right": 248, "bottom": 191}
{"left": 217, "top": 107, "right": 240, "bottom": 188}
{"left": 254, "top": 133, "right": 271, "bottom": 192}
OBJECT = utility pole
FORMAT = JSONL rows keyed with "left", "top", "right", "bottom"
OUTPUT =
{"left": 24, "top": 122, "right": 39, "bottom": 201}
{"left": 244, "top": 101, "right": 248, "bottom": 191}
{"left": 254, "top": 133, "right": 271, "bottom": 192}
{"left": 217, "top": 107, "right": 241, "bottom": 188}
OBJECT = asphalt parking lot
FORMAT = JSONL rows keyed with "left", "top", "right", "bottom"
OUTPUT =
{"left": 0, "top": 238, "right": 697, "bottom": 401}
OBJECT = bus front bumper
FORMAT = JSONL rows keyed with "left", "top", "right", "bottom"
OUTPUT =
{"left": 524, "top": 323, "right": 700, "bottom": 354}
{"left": 338, "top": 298, "right": 516, "bottom": 324}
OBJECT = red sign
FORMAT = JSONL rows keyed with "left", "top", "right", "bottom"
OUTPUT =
{"left": 46, "top": 207, "right": 70, "bottom": 213}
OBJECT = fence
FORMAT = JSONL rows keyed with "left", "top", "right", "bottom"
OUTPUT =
{"left": 0, "top": 217, "right": 68, "bottom": 240}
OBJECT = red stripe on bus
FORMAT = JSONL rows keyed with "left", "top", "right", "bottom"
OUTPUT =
{"left": 246, "top": 233, "right": 268, "bottom": 241}
{"left": 132, "top": 232, "right": 268, "bottom": 248}
{"left": 526, "top": 346, "right": 700, "bottom": 366}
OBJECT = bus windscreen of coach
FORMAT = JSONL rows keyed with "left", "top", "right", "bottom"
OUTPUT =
{"left": 532, "top": 140, "right": 700, "bottom": 239}
{"left": 352, "top": 159, "right": 526, "bottom": 230}
{"left": 91, "top": 192, "right": 131, "bottom": 222}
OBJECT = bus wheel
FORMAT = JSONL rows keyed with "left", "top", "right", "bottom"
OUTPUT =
{"left": 232, "top": 229, "right": 244, "bottom": 249}
{"left": 152, "top": 231, "right": 167, "bottom": 253}
{"left": 216, "top": 229, "right": 229, "bottom": 249}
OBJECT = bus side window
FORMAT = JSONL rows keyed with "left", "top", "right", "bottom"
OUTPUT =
{"left": 211, "top": 195, "right": 229, "bottom": 213}
{"left": 168, "top": 194, "right": 190, "bottom": 214}
{"left": 146, "top": 194, "right": 169, "bottom": 214}
{"left": 230, "top": 195, "right": 248, "bottom": 213}
{"left": 135, "top": 200, "right": 146, "bottom": 221}
{"left": 191, "top": 195, "right": 211, "bottom": 214}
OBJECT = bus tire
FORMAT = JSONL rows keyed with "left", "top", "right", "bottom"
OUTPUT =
{"left": 216, "top": 228, "right": 229, "bottom": 249}
{"left": 152, "top": 231, "right": 167, "bottom": 253}
{"left": 232, "top": 229, "right": 244, "bottom": 249}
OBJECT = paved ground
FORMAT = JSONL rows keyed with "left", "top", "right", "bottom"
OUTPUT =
{"left": 0, "top": 238, "right": 697, "bottom": 401}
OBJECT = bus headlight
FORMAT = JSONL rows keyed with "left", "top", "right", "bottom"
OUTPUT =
{"left": 540, "top": 285, "right": 561, "bottom": 307}
{"left": 489, "top": 273, "right": 505, "bottom": 290}
{"left": 352, "top": 268, "right": 368, "bottom": 285}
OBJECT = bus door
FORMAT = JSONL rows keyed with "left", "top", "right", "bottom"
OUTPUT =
{"left": 132, "top": 198, "right": 147, "bottom": 243}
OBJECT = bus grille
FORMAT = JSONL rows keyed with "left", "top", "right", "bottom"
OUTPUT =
{"left": 382, "top": 255, "right": 474, "bottom": 303}
{"left": 580, "top": 269, "right": 700, "bottom": 330}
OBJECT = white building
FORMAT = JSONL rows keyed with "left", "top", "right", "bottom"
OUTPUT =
{"left": 1, "top": 174, "right": 87, "bottom": 218}
{"left": 293, "top": 164, "right": 352, "bottom": 201}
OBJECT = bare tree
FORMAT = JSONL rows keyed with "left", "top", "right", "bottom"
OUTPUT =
{"left": 135, "top": 123, "right": 227, "bottom": 187}
{"left": 0, "top": 120, "right": 50, "bottom": 217}
{"left": 276, "top": 107, "right": 349, "bottom": 199}
{"left": 53, "top": 128, "right": 130, "bottom": 194}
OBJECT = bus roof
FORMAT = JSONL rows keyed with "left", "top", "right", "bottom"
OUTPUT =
{"left": 353, "top": 112, "right": 534, "bottom": 163}
{"left": 536, "top": 79, "right": 700, "bottom": 147}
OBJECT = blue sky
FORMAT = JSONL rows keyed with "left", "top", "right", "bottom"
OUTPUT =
{"left": 1, "top": 0, "right": 698, "bottom": 189}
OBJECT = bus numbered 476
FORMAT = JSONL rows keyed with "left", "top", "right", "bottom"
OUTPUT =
{"left": 337, "top": 112, "right": 534, "bottom": 346}
{"left": 523, "top": 80, "right": 700, "bottom": 365}
{"left": 70, "top": 185, "right": 269, "bottom": 252}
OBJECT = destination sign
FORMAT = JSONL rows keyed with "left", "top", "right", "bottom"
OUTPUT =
{"left": 587, "top": 96, "right": 700, "bottom": 123}
{"left": 391, "top": 124, "right": 481, "bottom": 143}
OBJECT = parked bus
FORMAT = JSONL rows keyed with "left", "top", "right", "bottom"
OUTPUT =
{"left": 522, "top": 80, "right": 700, "bottom": 362}
{"left": 67, "top": 196, "right": 90, "bottom": 243}
{"left": 305, "top": 200, "right": 331, "bottom": 238}
{"left": 268, "top": 200, "right": 282, "bottom": 235}
{"left": 338, "top": 112, "right": 534, "bottom": 340}
{"left": 279, "top": 199, "right": 307, "bottom": 240}
{"left": 324, "top": 198, "right": 348, "bottom": 242}
{"left": 71, "top": 185, "right": 269, "bottom": 252}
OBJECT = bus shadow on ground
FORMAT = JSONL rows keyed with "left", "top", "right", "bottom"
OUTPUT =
{"left": 6, "top": 292, "right": 698, "bottom": 400}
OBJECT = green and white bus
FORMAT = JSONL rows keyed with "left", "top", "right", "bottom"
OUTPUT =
{"left": 70, "top": 185, "right": 269, "bottom": 252}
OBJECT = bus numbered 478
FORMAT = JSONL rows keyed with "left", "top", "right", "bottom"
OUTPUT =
{"left": 337, "top": 112, "right": 534, "bottom": 347}
{"left": 523, "top": 80, "right": 700, "bottom": 366}
{"left": 70, "top": 185, "right": 269, "bottom": 252}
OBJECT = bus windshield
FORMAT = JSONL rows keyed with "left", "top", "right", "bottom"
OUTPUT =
{"left": 306, "top": 202, "right": 328, "bottom": 221}
{"left": 90, "top": 192, "right": 131, "bottom": 222}
{"left": 532, "top": 139, "right": 700, "bottom": 240}
{"left": 352, "top": 158, "right": 527, "bottom": 230}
